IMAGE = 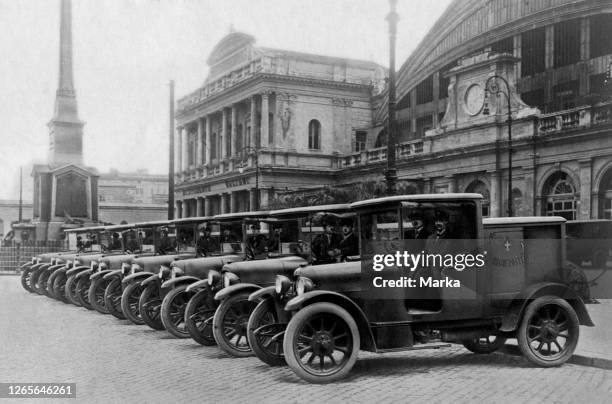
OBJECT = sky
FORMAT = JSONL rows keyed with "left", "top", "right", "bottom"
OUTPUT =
{"left": 0, "top": 0, "right": 452, "bottom": 200}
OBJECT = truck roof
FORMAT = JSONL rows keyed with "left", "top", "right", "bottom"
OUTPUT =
{"left": 484, "top": 216, "right": 567, "bottom": 225}
{"left": 350, "top": 193, "right": 483, "bottom": 209}
{"left": 172, "top": 216, "right": 216, "bottom": 225}
{"left": 214, "top": 211, "right": 270, "bottom": 220}
{"left": 270, "top": 204, "right": 351, "bottom": 216}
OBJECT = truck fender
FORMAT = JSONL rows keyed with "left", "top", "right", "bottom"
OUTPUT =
{"left": 75, "top": 269, "right": 93, "bottom": 280}
{"left": 19, "top": 262, "right": 33, "bottom": 271}
{"left": 66, "top": 266, "right": 91, "bottom": 277}
{"left": 185, "top": 279, "right": 210, "bottom": 293}
{"left": 161, "top": 276, "right": 201, "bottom": 290}
{"left": 122, "top": 272, "right": 156, "bottom": 285}
{"left": 285, "top": 290, "right": 376, "bottom": 351}
{"left": 47, "top": 264, "right": 65, "bottom": 272}
{"left": 141, "top": 274, "right": 160, "bottom": 288}
{"left": 103, "top": 269, "right": 123, "bottom": 281}
{"left": 248, "top": 285, "right": 276, "bottom": 302}
{"left": 90, "top": 269, "right": 114, "bottom": 281}
{"left": 499, "top": 282, "right": 594, "bottom": 332}
{"left": 214, "top": 283, "right": 261, "bottom": 302}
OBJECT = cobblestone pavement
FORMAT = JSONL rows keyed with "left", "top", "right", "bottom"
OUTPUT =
{"left": 1, "top": 277, "right": 611, "bottom": 404}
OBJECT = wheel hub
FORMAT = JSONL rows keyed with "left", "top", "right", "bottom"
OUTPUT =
{"left": 312, "top": 331, "right": 333, "bottom": 355}
{"left": 540, "top": 320, "right": 559, "bottom": 342}
{"left": 236, "top": 315, "right": 248, "bottom": 335}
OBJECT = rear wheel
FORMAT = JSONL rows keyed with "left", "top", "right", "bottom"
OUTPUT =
{"left": 47, "top": 270, "right": 61, "bottom": 299}
{"left": 185, "top": 288, "right": 217, "bottom": 346}
{"left": 65, "top": 274, "right": 81, "bottom": 306}
{"left": 161, "top": 285, "right": 195, "bottom": 338}
{"left": 462, "top": 335, "right": 507, "bottom": 354}
{"left": 104, "top": 277, "right": 125, "bottom": 319}
{"left": 247, "top": 297, "right": 286, "bottom": 366}
{"left": 121, "top": 282, "right": 145, "bottom": 325}
{"left": 52, "top": 272, "right": 69, "bottom": 303}
{"left": 283, "top": 302, "right": 360, "bottom": 384}
{"left": 75, "top": 276, "right": 93, "bottom": 310}
{"left": 30, "top": 268, "right": 45, "bottom": 295}
{"left": 89, "top": 277, "right": 111, "bottom": 314}
{"left": 139, "top": 282, "right": 164, "bottom": 330}
{"left": 36, "top": 270, "right": 52, "bottom": 296}
{"left": 212, "top": 291, "right": 258, "bottom": 357}
{"left": 517, "top": 296, "right": 579, "bottom": 367}
{"left": 20, "top": 266, "right": 35, "bottom": 293}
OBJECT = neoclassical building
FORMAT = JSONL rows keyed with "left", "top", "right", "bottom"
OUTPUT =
{"left": 175, "top": 0, "right": 612, "bottom": 221}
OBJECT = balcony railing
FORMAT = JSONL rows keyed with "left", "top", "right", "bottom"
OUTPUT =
{"left": 342, "top": 140, "right": 424, "bottom": 168}
{"left": 538, "top": 102, "right": 612, "bottom": 135}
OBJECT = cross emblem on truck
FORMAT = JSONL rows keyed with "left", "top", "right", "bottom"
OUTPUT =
{"left": 504, "top": 239, "right": 511, "bottom": 251}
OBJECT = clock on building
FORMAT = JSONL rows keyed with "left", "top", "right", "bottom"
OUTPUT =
{"left": 464, "top": 83, "right": 485, "bottom": 116}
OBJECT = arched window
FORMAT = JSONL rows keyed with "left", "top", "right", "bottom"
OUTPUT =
{"left": 466, "top": 180, "right": 490, "bottom": 217}
{"left": 374, "top": 128, "right": 387, "bottom": 148}
{"left": 308, "top": 120, "right": 321, "bottom": 150}
{"left": 598, "top": 166, "right": 612, "bottom": 219}
{"left": 543, "top": 171, "right": 578, "bottom": 220}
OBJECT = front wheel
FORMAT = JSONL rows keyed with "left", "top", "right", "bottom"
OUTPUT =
{"left": 160, "top": 285, "right": 195, "bottom": 338}
{"left": 462, "top": 335, "right": 507, "bottom": 354}
{"left": 65, "top": 274, "right": 81, "bottom": 306}
{"left": 75, "top": 276, "right": 93, "bottom": 310}
{"left": 36, "top": 270, "right": 52, "bottom": 296}
{"left": 247, "top": 297, "right": 286, "bottom": 366}
{"left": 121, "top": 282, "right": 145, "bottom": 325}
{"left": 20, "top": 266, "right": 35, "bottom": 293}
{"left": 52, "top": 272, "right": 69, "bottom": 303}
{"left": 283, "top": 302, "right": 360, "bottom": 384}
{"left": 185, "top": 288, "right": 217, "bottom": 346}
{"left": 213, "top": 292, "right": 257, "bottom": 357}
{"left": 104, "top": 277, "right": 125, "bottom": 319}
{"left": 30, "top": 268, "right": 45, "bottom": 295}
{"left": 517, "top": 296, "right": 579, "bottom": 367}
{"left": 139, "top": 282, "right": 164, "bottom": 330}
{"left": 89, "top": 277, "right": 111, "bottom": 314}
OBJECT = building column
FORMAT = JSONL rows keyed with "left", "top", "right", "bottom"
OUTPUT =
{"left": 197, "top": 119, "right": 203, "bottom": 166}
{"left": 544, "top": 25, "right": 554, "bottom": 70}
{"left": 176, "top": 126, "right": 183, "bottom": 173}
{"left": 176, "top": 200, "right": 183, "bottom": 219}
{"left": 579, "top": 159, "right": 592, "bottom": 219}
{"left": 260, "top": 92, "right": 270, "bottom": 148}
{"left": 250, "top": 95, "right": 257, "bottom": 148}
{"left": 490, "top": 171, "right": 502, "bottom": 217}
{"left": 181, "top": 127, "right": 189, "bottom": 172}
{"left": 230, "top": 191, "right": 238, "bottom": 213}
{"left": 231, "top": 103, "right": 238, "bottom": 156}
{"left": 259, "top": 188, "right": 270, "bottom": 209}
{"left": 221, "top": 108, "right": 228, "bottom": 158}
{"left": 196, "top": 197, "right": 204, "bottom": 217}
{"left": 445, "top": 175, "right": 457, "bottom": 193}
{"left": 513, "top": 34, "right": 522, "bottom": 78}
{"left": 220, "top": 193, "right": 228, "bottom": 214}
{"left": 249, "top": 188, "right": 258, "bottom": 211}
{"left": 205, "top": 115, "right": 212, "bottom": 164}
{"left": 204, "top": 196, "right": 212, "bottom": 217}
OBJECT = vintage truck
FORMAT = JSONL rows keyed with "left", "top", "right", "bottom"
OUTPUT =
{"left": 250, "top": 194, "right": 593, "bottom": 383}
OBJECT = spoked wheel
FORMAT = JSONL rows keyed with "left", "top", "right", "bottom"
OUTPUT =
{"left": 104, "top": 277, "right": 126, "bottom": 319}
{"left": 161, "top": 285, "right": 195, "bottom": 338}
{"left": 89, "top": 277, "right": 111, "bottom": 314}
{"left": 518, "top": 296, "right": 579, "bottom": 367}
{"left": 52, "top": 272, "right": 69, "bottom": 303}
{"left": 247, "top": 297, "right": 287, "bottom": 366}
{"left": 75, "top": 276, "right": 93, "bottom": 310}
{"left": 185, "top": 288, "right": 217, "bottom": 346}
{"left": 20, "top": 266, "right": 35, "bottom": 293}
{"left": 283, "top": 302, "right": 360, "bottom": 384}
{"left": 121, "top": 282, "right": 145, "bottom": 325}
{"left": 30, "top": 268, "right": 45, "bottom": 295}
{"left": 36, "top": 270, "right": 52, "bottom": 296}
{"left": 139, "top": 283, "right": 164, "bottom": 330}
{"left": 65, "top": 274, "right": 81, "bottom": 306}
{"left": 47, "top": 270, "right": 62, "bottom": 299}
{"left": 462, "top": 334, "right": 507, "bottom": 354}
{"left": 213, "top": 292, "right": 258, "bottom": 357}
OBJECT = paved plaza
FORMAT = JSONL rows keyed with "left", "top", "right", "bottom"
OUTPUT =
{"left": 1, "top": 276, "right": 611, "bottom": 404}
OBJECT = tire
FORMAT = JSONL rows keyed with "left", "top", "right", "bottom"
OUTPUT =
{"left": 104, "top": 277, "right": 125, "bottom": 319}
{"left": 20, "top": 266, "right": 35, "bottom": 293}
{"left": 121, "top": 282, "right": 145, "bottom": 325}
{"left": 30, "top": 268, "right": 45, "bottom": 295}
{"left": 213, "top": 292, "right": 258, "bottom": 357}
{"left": 185, "top": 288, "right": 217, "bottom": 346}
{"left": 75, "top": 276, "right": 93, "bottom": 310}
{"left": 37, "top": 270, "right": 52, "bottom": 296}
{"left": 161, "top": 285, "right": 195, "bottom": 338}
{"left": 52, "top": 272, "right": 69, "bottom": 304}
{"left": 139, "top": 282, "right": 164, "bottom": 330}
{"left": 247, "top": 297, "right": 286, "bottom": 366}
{"left": 47, "top": 270, "right": 61, "bottom": 300}
{"left": 65, "top": 274, "right": 81, "bottom": 306}
{"left": 462, "top": 335, "right": 507, "bottom": 354}
{"left": 89, "top": 277, "right": 111, "bottom": 314}
{"left": 283, "top": 302, "right": 360, "bottom": 384}
{"left": 517, "top": 296, "right": 579, "bottom": 367}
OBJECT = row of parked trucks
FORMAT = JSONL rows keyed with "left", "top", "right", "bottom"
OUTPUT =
{"left": 18, "top": 193, "right": 596, "bottom": 383}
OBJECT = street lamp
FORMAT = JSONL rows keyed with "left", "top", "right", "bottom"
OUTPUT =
{"left": 482, "top": 74, "right": 513, "bottom": 217}
{"left": 384, "top": 0, "right": 399, "bottom": 196}
{"left": 238, "top": 146, "right": 259, "bottom": 211}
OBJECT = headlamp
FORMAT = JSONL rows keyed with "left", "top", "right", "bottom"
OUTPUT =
{"left": 91, "top": 261, "right": 98, "bottom": 270}
{"left": 296, "top": 277, "right": 314, "bottom": 295}
{"left": 207, "top": 270, "right": 221, "bottom": 286}
{"left": 275, "top": 275, "right": 292, "bottom": 295}
{"left": 223, "top": 272, "right": 239, "bottom": 288}
{"left": 131, "top": 263, "right": 142, "bottom": 274}
{"left": 99, "top": 262, "right": 108, "bottom": 270}
{"left": 171, "top": 266, "right": 184, "bottom": 279}
{"left": 121, "top": 262, "right": 130, "bottom": 275}
{"left": 158, "top": 265, "right": 171, "bottom": 279}
{"left": 74, "top": 259, "right": 81, "bottom": 267}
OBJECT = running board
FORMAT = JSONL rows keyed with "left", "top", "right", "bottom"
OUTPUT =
{"left": 375, "top": 343, "right": 451, "bottom": 354}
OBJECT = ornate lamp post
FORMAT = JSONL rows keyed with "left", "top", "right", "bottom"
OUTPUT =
{"left": 384, "top": 0, "right": 399, "bottom": 196}
{"left": 238, "top": 146, "right": 259, "bottom": 211}
{"left": 482, "top": 75, "right": 513, "bottom": 217}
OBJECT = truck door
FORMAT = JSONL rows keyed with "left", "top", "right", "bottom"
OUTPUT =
{"left": 485, "top": 228, "right": 525, "bottom": 304}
